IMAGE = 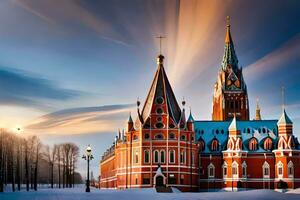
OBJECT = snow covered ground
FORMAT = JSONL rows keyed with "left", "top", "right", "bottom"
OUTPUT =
{"left": 1, "top": 186, "right": 300, "bottom": 200}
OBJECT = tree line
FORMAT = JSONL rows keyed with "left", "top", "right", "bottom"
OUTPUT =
{"left": 0, "top": 128, "right": 82, "bottom": 192}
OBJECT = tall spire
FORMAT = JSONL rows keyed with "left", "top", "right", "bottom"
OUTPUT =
{"left": 255, "top": 98, "right": 262, "bottom": 120}
{"left": 222, "top": 16, "right": 238, "bottom": 71}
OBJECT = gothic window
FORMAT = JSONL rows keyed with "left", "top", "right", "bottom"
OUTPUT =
{"left": 288, "top": 161, "right": 294, "bottom": 178}
{"left": 180, "top": 151, "right": 185, "bottom": 164}
{"left": 144, "top": 133, "right": 150, "bottom": 140}
{"left": 208, "top": 163, "right": 215, "bottom": 178}
{"left": 262, "top": 161, "right": 270, "bottom": 178}
{"left": 264, "top": 138, "right": 273, "bottom": 151}
{"left": 198, "top": 139, "right": 205, "bottom": 152}
{"left": 277, "top": 162, "right": 283, "bottom": 178}
{"left": 232, "top": 162, "right": 238, "bottom": 178}
{"left": 249, "top": 138, "right": 258, "bottom": 151}
{"left": 154, "top": 150, "right": 159, "bottom": 163}
{"left": 227, "top": 139, "right": 234, "bottom": 150}
{"left": 169, "top": 150, "right": 175, "bottom": 164}
{"left": 242, "top": 162, "right": 247, "bottom": 178}
{"left": 169, "top": 133, "right": 175, "bottom": 140}
{"left": 211, "top": 139, "right": 219, "bottom": 151}
{"left": 144, "top": 150, "right": 150, "bottom": 164}
{"left": 154, "top": 133, "right": 164, "bottom": 140}
{"left": 160, "top": 150, "right": 165, "bottom": 163}
{"left": 134, "top": 150, "right": 139, "bottom": 164}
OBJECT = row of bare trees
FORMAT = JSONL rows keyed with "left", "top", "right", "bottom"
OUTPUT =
{"left": 0, "top": 129, "right": 82, "bottom": 192}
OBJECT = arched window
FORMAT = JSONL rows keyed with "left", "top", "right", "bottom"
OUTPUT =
{"left": 169, "top": 133, "right": 175, "bottom": 140}
{"left": 216, "top": 129, "right": 219, "bottom": 134}
{"left": 208, "top": 163, "right": 215, "bottom": 178}
{"left": 211, "top": 139, "right": 219, "bottom": 151}
{"left": 198, "top": 139, "right": 205, "bottom": 151}
{"left": 222, "top": 162, "right": 228, "bottom": 178}
{"left": 144, "top": 133, "right": 150, "bottom": 140}
{"left": 180, "top": 151, "right": 185, "bottom": 164}
{"left": 242, "top": 161, "right": 247, "bottom": 178}
{"left": 277, "top": 161, "right": 283, "bottom": 178}
{"left": 258, "top": 128, "right": 261, "bottom": 133}
{"left": 249, "top": 138, "right": 258, "bottom": 151}
{"left": 232, "top": 161, "right": 238, "bottom": 178}
{"left": 247, "top": 128, "right": 251, "bottom": 134}
{"left": 154, "top": 150, "right": 159, "bottom": 163}
{"left": 288, "top": 161, "right": 294, "bottom": 178}
{"left": 154, "top": 133, "right": 164, "bottom": 140}
{"left": 144, "top": 150, "right": 150, "bottom": 164}
{"left": 169, "top": 150, "right": 175, "bottom": 164}
{"left": 180, "top": 134, "right": 186, "bottom": 141}
{"left": 262, "top": 128, "right": 266, "bottom": 134}
{"left": 201, "top": 130, "right": 204, "bottom": 134}
{"left": 221, "top": 129, "right": 224, "bottom": 134}
{"left": 160, "top": 150, "right": 165, "bottom": 163}
{"left": 262, "top": 161, "right": 270, "bottom": 178}
{"left": 264, "top": 138, "right": 273, "bottom": 151}
{"left": 134, "top": 150, "right": 139, "bottom": 163}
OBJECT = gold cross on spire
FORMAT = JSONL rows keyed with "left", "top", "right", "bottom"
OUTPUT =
{"left": 156, "top": 36, "right": 165, "bottom": 55}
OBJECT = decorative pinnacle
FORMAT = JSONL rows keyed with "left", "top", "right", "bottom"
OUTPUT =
{"left": 226, "top": 16, "right": 230, "bottom": 27}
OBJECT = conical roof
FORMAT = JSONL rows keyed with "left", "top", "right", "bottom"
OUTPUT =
{"left": 229, "top": 115, "right": 237, "bottom": 131}
{"left": 278, "top": 109, "right": 293, "bottom": 125}
{"left": 139, "top": 54, "right": 181, "bottom": 124}
{"left": 187, "top": 110, "right": 194, "bottom": 122}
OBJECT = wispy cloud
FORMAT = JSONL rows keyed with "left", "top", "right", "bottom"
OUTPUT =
{"left": 26, "top": 104, "right": 135, "bottom": 135}
{"left": 244, "top": 34, "right": 300, "bottom": 82}
{"left": 11, "top": 0, "right": 130, "bottom": 46}
{"left": 0, "top": 67, "right": 80, "bottom": 109}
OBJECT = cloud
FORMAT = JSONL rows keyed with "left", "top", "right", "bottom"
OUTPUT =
{"left": 11, "top": 0, "right": 130, "bottom": 46}
{"left": 244, "top": 34, "right": 300, "bottom": 82}
{"left": 0, "top": 67, "right": 80, "bottom": 109}
{"left": 26, "top": 104, "right": 135, "bottom": 135}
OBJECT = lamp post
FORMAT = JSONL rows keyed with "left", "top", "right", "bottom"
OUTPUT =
{"left": 82, "top": 145, "right": 93, "bottom": 192}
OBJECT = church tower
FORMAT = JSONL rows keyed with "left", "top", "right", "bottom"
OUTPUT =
{"left": 212, "top": 17, "right": 249, "bottom": 121}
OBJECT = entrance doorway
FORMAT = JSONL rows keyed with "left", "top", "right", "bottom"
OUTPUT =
{"left": 156, "top": 176, "right": 164, "bottom": 187}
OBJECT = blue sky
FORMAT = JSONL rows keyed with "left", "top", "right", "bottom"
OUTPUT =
{"left": 0, "top": 0, "right": 300, "bottom": 177}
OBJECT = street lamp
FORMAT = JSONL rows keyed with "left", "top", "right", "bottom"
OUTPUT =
{"left": 82, "top": 145, "right": 94, "bottom": 192}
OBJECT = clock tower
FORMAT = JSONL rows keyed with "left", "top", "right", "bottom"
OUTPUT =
{"left": 212, "top": 17, "right": 249, "bottom": 121}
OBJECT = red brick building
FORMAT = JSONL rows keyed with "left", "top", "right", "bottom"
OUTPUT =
{"left": 100, "top": 19, "right": 300, "bottom": 191}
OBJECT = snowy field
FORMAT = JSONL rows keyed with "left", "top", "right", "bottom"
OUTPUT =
{"left": 1, "top": 186, "right": 300, "bottom": 200}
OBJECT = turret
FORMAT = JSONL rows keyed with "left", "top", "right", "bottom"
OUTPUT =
{"left": 187, "top": 109, "right": 194, "bottom": 131}
{"left": 127, "top": 113, "right": 134, "bottom": 132}
{"left": 277, "top": 109, "right": 293, "bottom": 136}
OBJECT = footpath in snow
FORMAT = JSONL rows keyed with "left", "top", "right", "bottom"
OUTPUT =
{"left": 1, "top": 186, "right": 300, "bottom": 200}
